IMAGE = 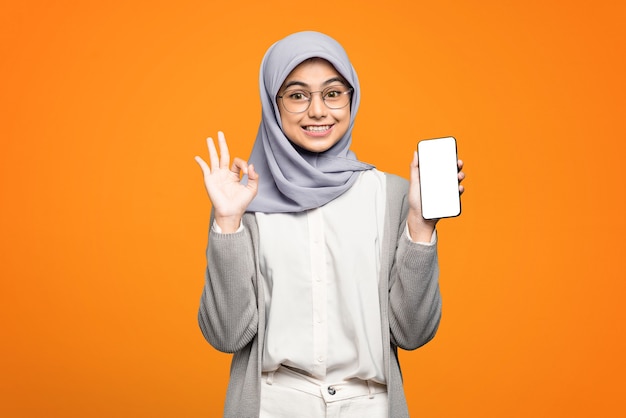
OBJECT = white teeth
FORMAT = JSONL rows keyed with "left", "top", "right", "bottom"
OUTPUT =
{"left": 304, "top": 125, "right": 330, "bottom": 132}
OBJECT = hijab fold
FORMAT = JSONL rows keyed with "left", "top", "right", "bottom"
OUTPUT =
{"left": 245, "top": 31, "right": 373, "bottom": 213}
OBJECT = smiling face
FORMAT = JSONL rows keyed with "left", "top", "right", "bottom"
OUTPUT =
{"left": 277, "top": 58, "right": 351, "bottom": 153}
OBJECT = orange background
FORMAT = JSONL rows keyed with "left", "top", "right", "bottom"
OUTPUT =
{"left": 2, "top": 0, "right": 625, "bottom": 416}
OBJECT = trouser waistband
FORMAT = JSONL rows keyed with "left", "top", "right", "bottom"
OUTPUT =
{"left": 262, "top": 366, "right": 387, "bottom": 403}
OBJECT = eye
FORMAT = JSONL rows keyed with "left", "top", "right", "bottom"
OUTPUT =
{"left": 285, "top": 90, "right": 309, "bottom": 101}
{"left": 324, "top": 86, "right": 347, "bottom": 99}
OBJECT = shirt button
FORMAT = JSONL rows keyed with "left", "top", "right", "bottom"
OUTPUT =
{"left": 328, "top": 386, "right": 336, "bottom": 395}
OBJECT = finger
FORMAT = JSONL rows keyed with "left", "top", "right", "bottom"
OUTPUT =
{"left": 246, "top": 164, "right": 259, "bottom": 193}
{"left": 458, "top": 171, "right": 466, "bottom": 182}
{"left": 459, "top": 184, "right": 465, "bottom": 195}
{"left": 217, "top": 131, "right": 230, "bottom": 169}
{"left": 457, "top": 159, "right": 464, "bottom": 170}
{"left": 231, "top": 157, "right": 248, "bottom": 175}
{"left": 247, "top": 164, "right": 258, "bottom": 179}
{"left": 207, "top": 137, "right": 219, "bottom": 170}
{"left": 194, "top": 156, "right": 210, "bottom": 176}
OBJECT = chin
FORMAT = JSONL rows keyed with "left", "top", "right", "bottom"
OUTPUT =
{"left": 297, "top": 139, "right": 339, "bottom": 153}
{"left": 295, "top": 132, "right": 344, "bottom": 153}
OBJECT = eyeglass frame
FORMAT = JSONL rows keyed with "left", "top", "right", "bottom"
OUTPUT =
{"left": 276, "top": 85, "right": 354, "bottom": 114}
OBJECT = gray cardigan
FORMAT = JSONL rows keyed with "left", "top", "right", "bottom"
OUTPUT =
{"left": 198, "top": 173, "right": 442, "bottom": 418}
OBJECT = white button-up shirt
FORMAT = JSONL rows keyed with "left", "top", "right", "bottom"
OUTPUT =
{"left": 256, "top": 170, "right": 388, "bottom": 383}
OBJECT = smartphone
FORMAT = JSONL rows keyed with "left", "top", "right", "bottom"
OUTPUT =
{"left": 417, "top": 136, "right": 461, "bottom": 219}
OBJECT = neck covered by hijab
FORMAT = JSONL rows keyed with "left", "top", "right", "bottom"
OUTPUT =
{"left": 245, "top": 31, "right": 374, "bottom": 213}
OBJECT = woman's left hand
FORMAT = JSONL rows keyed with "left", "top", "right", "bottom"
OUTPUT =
{"left": 407, "top": 151, "right": 465, "bottom": 242}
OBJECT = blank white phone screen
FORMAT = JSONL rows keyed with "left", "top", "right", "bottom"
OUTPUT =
{"left": 418, "top": 137, "right": 461, "bottom": 219}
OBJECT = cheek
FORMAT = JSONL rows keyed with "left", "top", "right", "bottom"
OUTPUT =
{"left": 280, "top": 114, "right": 295, "bottom": 130}
{"left": 279, "top": 113, "right": 301, "bottom": 141}
{"left": 336, "top": 109, "right": 351, "bottom": 127}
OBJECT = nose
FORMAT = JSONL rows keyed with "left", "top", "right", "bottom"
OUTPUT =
{"left": 307, "top": 91, "right": 327, "bottom": 118}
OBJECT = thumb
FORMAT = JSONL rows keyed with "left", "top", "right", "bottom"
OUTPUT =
{"left": 410, "top": 151, "right": 420, "bottom": 182}
{"left": 246, "top": 164, "right": 259, "bottom": 193}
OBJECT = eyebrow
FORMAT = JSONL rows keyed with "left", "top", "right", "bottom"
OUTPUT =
{"left": 282, "top": 77, "right": 347, "bottom": 90}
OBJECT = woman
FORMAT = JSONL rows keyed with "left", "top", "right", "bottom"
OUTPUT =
{"left": 195, "top": 31, "right": 465, "bottom": 418}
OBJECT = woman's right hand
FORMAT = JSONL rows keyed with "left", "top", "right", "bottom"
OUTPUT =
{"left": 194, "top": 131, "right": 258, "bottom": 233}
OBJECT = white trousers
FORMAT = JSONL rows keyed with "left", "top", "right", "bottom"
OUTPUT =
{"left": 259, "top": 366, "right": 388, "bottom": 418}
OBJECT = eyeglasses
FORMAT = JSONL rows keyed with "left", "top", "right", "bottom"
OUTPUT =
{"left": 277, "top": 85, "right": 353, "bottom": 113}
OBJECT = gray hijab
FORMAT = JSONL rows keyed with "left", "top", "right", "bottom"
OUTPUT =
{"left": 245, "top": 31, "right": 374, "bottom": 213}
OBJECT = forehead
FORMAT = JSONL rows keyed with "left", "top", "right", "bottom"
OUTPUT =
{"left": 282, "top": 58, "right": 344, "bottom": 85}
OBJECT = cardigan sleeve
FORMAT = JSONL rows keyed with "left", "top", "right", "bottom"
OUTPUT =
{"left": 386, "top": 176, "right": 442, "bottom": 350}
{"left": 198, "top": 212, "right": 259, "bottom": 353}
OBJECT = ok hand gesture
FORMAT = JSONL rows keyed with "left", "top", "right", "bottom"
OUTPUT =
{"left": 194, "top": 131, "right": 258, "bottom": 233}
